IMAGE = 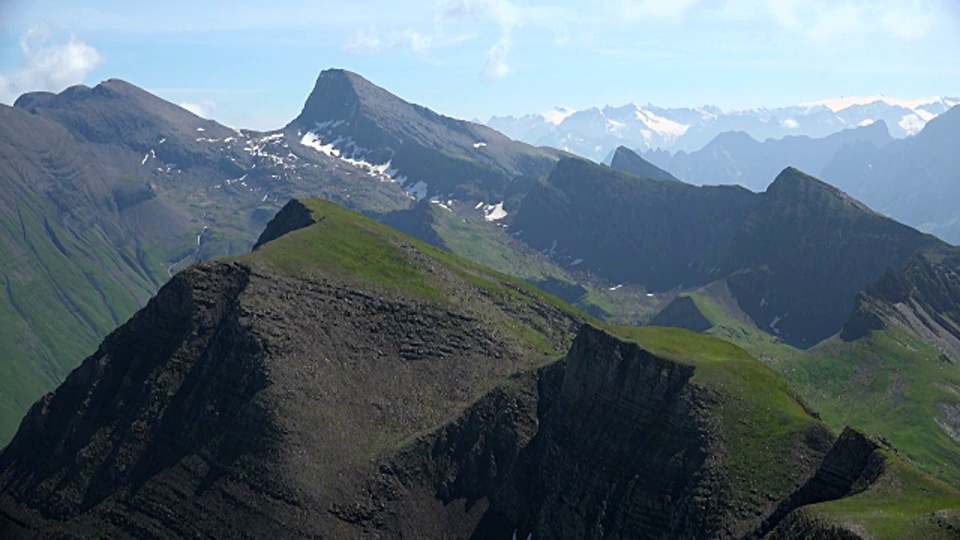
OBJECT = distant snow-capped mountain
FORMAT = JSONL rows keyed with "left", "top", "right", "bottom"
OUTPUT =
{"left": 487, "top": 96, "right": 960, "bottom": 162}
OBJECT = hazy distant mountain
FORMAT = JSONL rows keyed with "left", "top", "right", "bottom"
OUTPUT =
{"left": 819, "top": 105, "right": 960, "bottom": 244}
{"left": 488, "top": 96, "right": 959, "bottom": 162}
{"left": 641, "top": 120, "right": 893, "bottom": 192}
{"left": 639, "top": 104, "right": 960, "bottom": 244}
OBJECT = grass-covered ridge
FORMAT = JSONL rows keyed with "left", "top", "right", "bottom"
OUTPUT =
{"left": 782, "top": 323, "right": 960, "bottom": 488}
{"left": 607, "top": 326, "right": 822, "bottom": 498}
{"left": 241, "top": 198, "right": 587, "bottom": 355}
{"left": 804, "top": 449, "right": 960, "bottom": 538}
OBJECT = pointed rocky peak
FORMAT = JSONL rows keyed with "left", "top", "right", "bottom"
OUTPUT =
{"left": 252, "top": 200, "right": 318, "bottom": 251}
{"left": 291, "top": 68, "right": 428, "bottom": 132}
{"left": 609, "top": 146, "right": 680, "bottom": 182}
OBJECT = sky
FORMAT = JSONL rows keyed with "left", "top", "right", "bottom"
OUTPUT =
{"left": 1, "top": 0, "right": 958, "bottom": 130}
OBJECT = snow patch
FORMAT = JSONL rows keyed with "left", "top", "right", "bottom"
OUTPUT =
{"left": 781, "top": 118, "right": 799, "bottom": 129}
{"left": 196, "top": 127, "right": 205, "bottom": 132}
{"left": 769, "top": 315, "right": 783, "bottom": 335}
{"left": 609, "top": 284, "right": 623, "bottom": 291}
{"left": 430, "top": 199, "right": 453, "bottom": 212}
{"left": 141, "top": 153, "right": 150, "bottom": 165}
{"left": 541, "top": 106, "right": 577, "bottom": 125}
{"left": 406, "top": 181, "right": 428, "bottom": 200}
{"left": 299, "top": 130, "right": 396, "bottom": 179}
{"left": 859, "top": 119, "right": 875, "bottom": 127}
{"left": 482, "top": 202, "right": 508, "bottom": 222}
{"left": 634, "top": 106, "right": 690, "bottom": 138}
{"left": 473, "top": 142, "right": 487, "bottom": 148}
{"left": 898, "top": 113, "right": 927, "bottom": 136}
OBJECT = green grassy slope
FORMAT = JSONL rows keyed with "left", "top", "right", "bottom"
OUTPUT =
{"left": 649, "top": 283, "right": 799, "bottom": 361}
{"left": 240, "top": 199, "right": 588, "bottom": 356}
{"left": 608, "top": 326, "right": 820, "bottom": 498}
{"left": 801, "top": 449, "right": 960, "bottom": 538}
{"left": 781, "top": 325, "right": 960, "bottom": 488}
{"left": 0, "top": 107, "right": 180, "bottom": 445}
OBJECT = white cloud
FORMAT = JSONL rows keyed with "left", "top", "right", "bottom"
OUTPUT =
{"left": 344, "top": 0, "right": 562, "bottom": 82}
{"left": 343, "top": 0, "right": 952, "bottom": 85}
{"left": 0, "top": 26, "right": 103, "bottom": 104}
{"left": 180, "top": 100, "right": 216, "bottom": 119}
{"left": 781, "top": 118, "right": 799, "bottom": 129}
{"left": 482, "top": 36, "right": 511, "bottom": 81}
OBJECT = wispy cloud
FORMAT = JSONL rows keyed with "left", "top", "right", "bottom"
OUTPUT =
{"left": 481, "top": 35, "right": 511, "bottom": 81}
{"left": 344, "top": 0, "right": 565, "bottom": 82}
{"left": 0, "top": 26, "right": 102, "bottom": 104}
{"left": 179, "top": 100, "right": 216, "bottom": 118}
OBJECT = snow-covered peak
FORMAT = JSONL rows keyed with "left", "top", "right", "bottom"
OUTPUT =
{"left": 633, "top": 107, "right": 690, "bottom": 138}
{"left": 802, "top": 95, "right": 952, "bottom": 113}
{"left": 541, "top": 106, "right": 578, "bottom": 125}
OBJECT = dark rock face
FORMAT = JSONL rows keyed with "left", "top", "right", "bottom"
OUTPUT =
{"left": 0, "top": 248, "right": 584, "bottom": 537}
{"left": 726, "top": 167, "right": 939, "bottom": 346}
{"left": 840, "top": 251, "right": 960, "bottom": 360}
{"left": 513, "top": 159, "right": 944, "bottom": 346}
{"left": 761, "top": 428, "right": 891, "bottom": 537}
{"left": 507, "top": 326, "right": 716, "bottom": 538}
{"left": 511, "top": 158, "right": 756, "bottom": 292}
{"left": 251, "top": 199, "right": 317, "bottom": 250}
{"left": 649, "top": 296, "right": 713, "bottom": 333}
{"left": 0, "top": 282, "right": 937, "bottom": 540}
{"left": 380, "top": 200, "right": 449, "bottom": 251}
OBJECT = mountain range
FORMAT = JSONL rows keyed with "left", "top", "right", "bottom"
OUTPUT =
{"left": 639, "top": 106, "right": 960, "bottom": 244}
{"left": 2, "top": 68, "right": 960, "bottom": 537}
{"left": 488, "top": 95, "right": 960, "bottom": 162}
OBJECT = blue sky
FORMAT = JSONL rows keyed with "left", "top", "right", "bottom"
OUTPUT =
{"left": 1, "top": 0, "right": 958, "bottom": 129}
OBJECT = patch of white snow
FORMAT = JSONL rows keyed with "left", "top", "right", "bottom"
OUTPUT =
{"left": 483, "top": 202, "right": 508, "bottom": 222}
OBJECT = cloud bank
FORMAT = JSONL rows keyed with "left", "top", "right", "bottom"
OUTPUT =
{"left": 0, "top": 26, "right": 103, "bottom": 104}
{"left": 341, "top": 0, "right": 951, "bottom": 83}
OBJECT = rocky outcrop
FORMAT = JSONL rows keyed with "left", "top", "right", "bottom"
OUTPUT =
{"left": 760, "top": 428, "right": 891, "bottom": 537}
{"left": 649, "top": 295, "right": 713, "bottom": 332}
{"left": 251, "top": 199, "right": 317, "bottom": 250}
{"left": 378, "top": 325, "right": 836, "bottom": 538}
{"left": 609, "top": 146, "right": 680, "bottom": 182}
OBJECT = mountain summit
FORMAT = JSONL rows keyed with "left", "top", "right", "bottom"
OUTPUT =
{"left": 288, "top": 69, "right": 560, "bottom": 201}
